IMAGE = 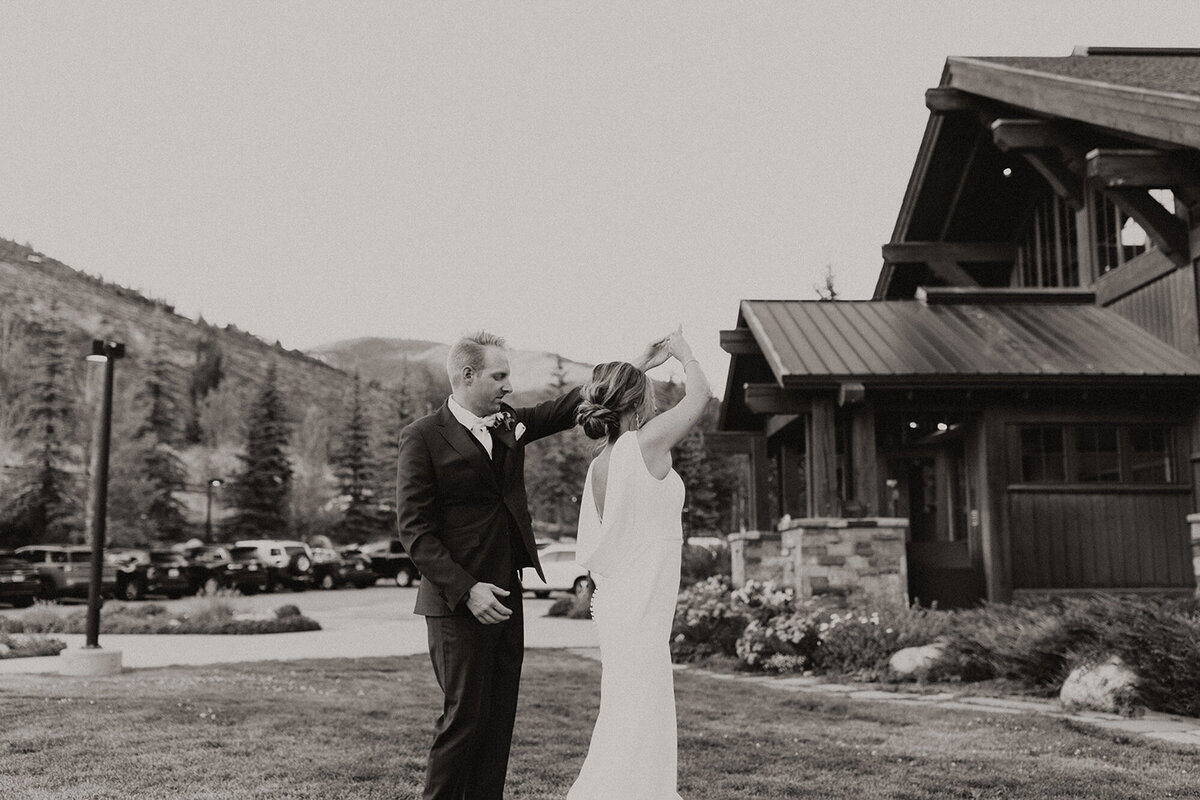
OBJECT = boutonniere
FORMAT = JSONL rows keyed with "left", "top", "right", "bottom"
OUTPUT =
{"left": 482, "top": 410, "right": 516, "bottom": 431}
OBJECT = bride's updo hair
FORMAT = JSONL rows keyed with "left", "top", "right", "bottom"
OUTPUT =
{"left": 576, "top": 361, "right": 650, "bottom": 442}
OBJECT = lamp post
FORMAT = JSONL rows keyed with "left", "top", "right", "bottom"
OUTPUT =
{"left": 62, "top": 339, "right": 124, "bottom": 677}
{"left": 205, "top": 478, "right": 223, "bottom": 542}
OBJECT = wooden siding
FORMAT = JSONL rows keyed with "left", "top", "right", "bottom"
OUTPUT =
{"left": 1007, "top": 488, "right": 1195, "bottom": 589}
{"left": 1103, "top": 256, "right": 1200, "bottom": 360}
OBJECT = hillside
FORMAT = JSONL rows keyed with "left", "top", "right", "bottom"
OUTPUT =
{"left": 308, "top": 336, "right": 594, "bottom": 399}
{"left": 0, "top": 238, "right": 353, "bottom": 414}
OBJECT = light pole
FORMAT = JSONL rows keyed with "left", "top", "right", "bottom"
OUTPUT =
{"left": 62, "top": 339, "right": 125, "bottom": 677}
{"left": 205, "top": 478, "right": 223, "bottom": 542}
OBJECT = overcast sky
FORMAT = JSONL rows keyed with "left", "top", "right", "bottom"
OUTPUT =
{"left": 3, "top": 2, "right": 1198, "bottom": 385}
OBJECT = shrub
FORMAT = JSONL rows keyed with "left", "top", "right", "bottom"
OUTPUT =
{"left": 274, "top": 604, "right": 302, "bottom": 619}
{"left": 0, "top": 631, "right": 67, "bottom": 658}
{"left": 680, "top": 544, "right": 730, "bottom": 588}
{"left": 671, "top": 576, "right": 749, "bottom": 662}
{"left": 0, "top": 599, "right": 322, "bottom": 637}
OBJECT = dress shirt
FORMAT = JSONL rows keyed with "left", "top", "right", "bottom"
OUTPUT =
{"left": 447, "top": 395, "right": 493, "bottom": 457}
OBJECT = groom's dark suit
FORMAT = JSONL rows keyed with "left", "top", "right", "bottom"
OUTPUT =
{"left": 396, "top": 388, "right": 582, "bottom": 800}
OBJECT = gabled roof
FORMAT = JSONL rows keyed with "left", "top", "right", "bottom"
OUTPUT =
{"left": 947, "top": 51, "right": 1200, "bottom": 149}
{"left": 876, "top": 48, "right": 1200, "bottom": 300}
{"left": 733, "top": 297, "right": 1200, "bottom": 389}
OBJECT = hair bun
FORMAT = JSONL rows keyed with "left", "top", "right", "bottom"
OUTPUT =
{"left": 576, "top": 400, "right": 619, "bottom": 440}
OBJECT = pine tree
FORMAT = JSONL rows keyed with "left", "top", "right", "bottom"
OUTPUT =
{"left": 224, "top": 363, "right": 293, "bottom": 538}
{"left": 332, "top": 374, "right": 381, "bottom": 542}
{"left": 674, "top": 428, "right": 720, "bottom": 537}
{"left": 370, "top": 368, "right": 421, "bottom": 533}
{"left": 14, "top": 319, "right": 81, "bottom": 544}
{"left": 132, "top": 340, "right": 190, "bottom": 540}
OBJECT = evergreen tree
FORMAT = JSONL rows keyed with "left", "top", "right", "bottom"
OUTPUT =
{"left": 13, "top": 319, "right": 81, "bottom": 544}
{"left": 674, "top": 428, "right": 720, "bottom": 536}
{"left": 370, "top": 367, "right": 422, "bottom": 533}
{"left": 224, "top": 363, "right": 293, "bottom": 538}
{"left": 131, "top": 341, "right": 190, "bottom": 540}
{"left": 332, "top": 374, "right": 382, "bottom": 542}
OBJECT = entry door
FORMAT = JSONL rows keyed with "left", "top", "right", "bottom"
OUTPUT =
{"left": 889, "top": 442, "right": 983, "bottom": 608}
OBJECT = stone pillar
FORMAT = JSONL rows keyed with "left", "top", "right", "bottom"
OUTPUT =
{"left": 728, "top": 531, "right": 785, "bottom": 587}
{"left": 782, "top": 517, "right": 910, "bottom": 606}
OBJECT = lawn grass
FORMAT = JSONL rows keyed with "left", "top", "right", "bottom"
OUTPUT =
{"left": 0, "top": 650, "right": 1196, "bottom": 799}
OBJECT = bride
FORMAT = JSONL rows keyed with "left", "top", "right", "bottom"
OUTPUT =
{"left": 567, "top": 328, "right": 711, "bottom": 799}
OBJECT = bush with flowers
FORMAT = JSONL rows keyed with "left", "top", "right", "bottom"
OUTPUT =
{"left": 670, "top": 576, "right": 747, "bottom": 662}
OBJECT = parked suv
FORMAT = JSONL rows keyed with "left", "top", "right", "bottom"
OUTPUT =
{"left": 15, "top": 545, "right": 119, "bottom": 600}
{"left": 362, "top": 539, "right": 421, "bottom": 587}
{"left": 0, "top": 550, "right": 39, "bottom": 608}
{"left": 234, "top": 540, "right": 315, "bottom": 591}
{"left": 179, "top": 544, "right": 269, "bottom": 595}
{"left": 311, "top": 547, "right": 377, "bottom": 590}
{"left": 108, "top": 549, "right": 192, "bottom": 601}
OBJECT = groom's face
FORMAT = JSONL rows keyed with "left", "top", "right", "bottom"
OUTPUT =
{"left": 463, "top": 346, "right": 512, "bottom": 415}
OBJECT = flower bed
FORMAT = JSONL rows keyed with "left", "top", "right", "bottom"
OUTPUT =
{"left": 0, "top": 630, "right": 67, "bottom": 659}
{"left": 671, "top": 579, "right": 1200, "bottom": 716}
{"left": 0, "top": 597, "right": 321, "bottom": 637}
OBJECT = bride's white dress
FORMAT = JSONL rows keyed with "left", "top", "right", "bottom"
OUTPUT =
{"left": 567, "top": 430, "right": 685, "bottom": 800}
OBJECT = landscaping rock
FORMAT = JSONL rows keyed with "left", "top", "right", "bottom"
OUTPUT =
{"left": 1060, "top": 656, "right": 1142, "bottom": 716}
{"left": 888, "top": 642, "right": 944, "bottom": 677}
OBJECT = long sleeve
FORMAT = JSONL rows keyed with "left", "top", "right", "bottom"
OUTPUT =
{"left": 395, "top": 425, "right": 476, "bottom": 611}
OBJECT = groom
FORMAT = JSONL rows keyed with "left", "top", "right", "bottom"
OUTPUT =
{"left": 396, "top": 330, "right": 662, "bottom": 800}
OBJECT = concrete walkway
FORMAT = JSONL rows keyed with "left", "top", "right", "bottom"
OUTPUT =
{"left": 564, "top": 649, "right": 1200, "bottom": 750}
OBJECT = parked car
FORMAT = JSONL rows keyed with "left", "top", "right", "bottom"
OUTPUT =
{"left": 178, "top": 544, "right": 269, "bottom": 595}
{"left": 520, "top": 544, "right": 590, "bottom": 599}
{"left": 108, "top": 549, "right": 192, "bottom": 601}
{"left": 15, "top": 544, "right": 119, "bottom": 600}
{"left": 362, "top": 539, "right": 421, "bottom": 587}
{"left": 234, "top": 540, "right": 315, "bottom": 591}
{"left": 310, "top": 547, "right": 377, "bottom": 590}
{"left": 0, "top": 550, "right": 40, "bottom": 608}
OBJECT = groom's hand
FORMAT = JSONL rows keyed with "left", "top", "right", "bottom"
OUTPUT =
{"left": 466, "top": 582, "right": 513, "bottom": 624}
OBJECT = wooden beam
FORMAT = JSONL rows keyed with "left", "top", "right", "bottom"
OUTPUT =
{"left": 809, "top": 396, "right": 838, "bottom": 517}
{"left": 990, "top": 119, "right": 1074, "bottom": 152}
{"left": 1022, "top": 151, "right": 1085, "bottom": 209}
{"left": 882, "top": 241, "right": 1017, "bottom": 263}
{"left": 925, "top": 87, "right": 979, "bottom": 113}
{"left": 1105, "top": 187, "right": 1191, "bottom": 266}
{"left": 720, "top": 328, "right": 759, "bottom": 355}
{"left": 850, "top": 401, "right": 877, "bottom": 516}
{"left": 1086, "top": 148, "right": 1200, "bottom": 189}
{"left": 744, "top": 383, "right": 810, "bottom": 415}
{"left": 928, "top": 260, "right": 980, "bottom": 287}
{"left": 764, "top": 414, "right": 801, "bottom": 439}
{"left": 989, "top": 120, "right": 1086, "bottom": 208}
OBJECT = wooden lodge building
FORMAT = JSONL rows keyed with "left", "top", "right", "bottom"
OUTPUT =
{"left": 718, "top": 47, "right": 1200, "bottom": 607}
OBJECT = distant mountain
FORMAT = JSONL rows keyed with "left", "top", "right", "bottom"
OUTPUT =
{"left": 308, "top": 337, "right": 594, "bottom": 400}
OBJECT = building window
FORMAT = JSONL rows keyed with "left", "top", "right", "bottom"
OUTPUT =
{"left": 1020, "top": 426, "right": 1066, "bottom": 482}
{"left": 1017, "top": 424, "right": 1175, "bottom": 485}
{"left": 1016, "top": 188, "right": 1079, "bottom": 288}
{"left": 1129, "top": 427, "right": 1173, "bottom": 484}
{"left": 1092, "top": 189, "right": 1174, "bottom": 275}
{"left": 1075, "top": 425, "right": 1119, "bottom": 482}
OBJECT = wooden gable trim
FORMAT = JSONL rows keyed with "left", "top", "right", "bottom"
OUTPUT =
{"left": 947, "top": 56, "right": 1200, "bottom": 150}
{"left": 882, "top": 241, "right": 1016, "bottom": 264}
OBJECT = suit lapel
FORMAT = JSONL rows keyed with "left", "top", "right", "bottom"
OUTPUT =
{"left": 434, "top": 404, "right": 497, "bottom": 486}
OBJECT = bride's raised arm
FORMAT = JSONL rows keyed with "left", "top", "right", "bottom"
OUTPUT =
{"left": 638, "top": 328, "right": 711, "bottom": 458}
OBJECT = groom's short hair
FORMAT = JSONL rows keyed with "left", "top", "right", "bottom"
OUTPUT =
{"left": 447, "top": 331, "right": 507, "bottom": 386}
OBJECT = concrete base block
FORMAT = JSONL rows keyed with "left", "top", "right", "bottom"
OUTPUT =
{"left": 59, "top": 647, "right": 123, "bottom": 677}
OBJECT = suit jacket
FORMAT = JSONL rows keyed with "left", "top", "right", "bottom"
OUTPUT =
{"left": 396, "top": 387, "right": 583, "bottom": 616}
